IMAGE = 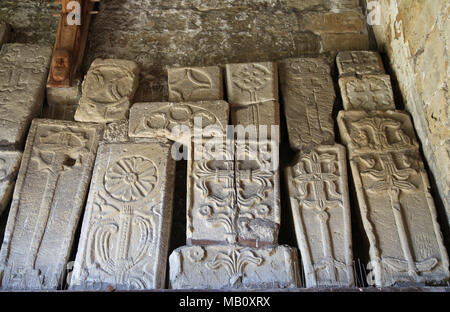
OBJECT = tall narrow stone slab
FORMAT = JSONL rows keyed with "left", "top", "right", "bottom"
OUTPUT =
{"left": 336, "top": 51, "right": 385, "bottom": 76}
{"left": 0, "top": 44, "right": 52, "bottom": 148}
{"left": 338, "top": 110, "right": 450, "bottom": 286}
{"left": 0, "top": 119, "right": 103, "bottom": 290}
{"left": 168, "top": 66, "right": 223, "bottom": 102}
{"left": 286, "top": 144, "right": 354, "bottom": 287}
{"left": 0, "top": 150, "right": 22, "bottom": 216}
{"left": 279, "top": 58, "right": 336, "bottom": 151}
{"left": 169, "top": 245, "right": 300, "bottom": 289}
{"left": 339, "top": 75, "right": 395, "bottom": 111}
{"left": 70, "top": 141, "right": 175, "bottom": 290}
{"left": 0, "top": 22, "right": 11, "bottom": 48}
{"left": 74, "top": 59, "right": 140, "bottom": 122}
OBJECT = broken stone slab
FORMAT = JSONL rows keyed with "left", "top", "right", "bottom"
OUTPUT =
{"left": 339, "top": 75, "right": 395, "bottom": 111}
{"left": 0, "top": 119, "right": 103, "bottom": 290}
{"left": 103, "top": 120, "right": 129, "bottom": 143}
{"left": 70, "top": 140, "right": 175, "bottom": 290}
{"left": 336, "top": 51, "right": 385, "bottom": 76}
{"left": 225, "top": 62, "right": 278, "bottom": 106}
{"left": 338, "top": 110, "right": 450, "bottom": 287}
{"left": 0, "top": 22, "right": 11, "bottom": 48}
{"left": 169, "top": 245, "right": 301, "bottom": 289}
{"left": 279, "top": 57, "right": 336, "bottom": 151}
{"left": 168, "top": 66, "right": 223, "bottom": 102}
{"left": 0, "top": 44, "right": 52, "bottom": 148}
{"left": 0, "top": 150, "right": 22, "bottom": 216}
{"left": 74, "top": 59, "right": 140, "bottom": 123}
{"left": 129, "top": 101, "right": 230, "bottom": 145}
{"left": 45, "top": 78, "right": 82, "bottom": 121}
{"left": 285, "top": 144, "right": 354, "bottom": 288}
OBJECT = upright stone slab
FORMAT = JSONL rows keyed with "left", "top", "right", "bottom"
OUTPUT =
{"left": 70, "top": 141, "right": 175, "bottom": 290}
{"left": 286, "top": 144, "right": 354, "bottom": 287}
{"left": 0, "top": 150, "right": 22, "bottom": 216}
{"left": 339, "top": 75, "right": 395, "bottom": 111}
{"left": 0, "top": 44, "right": 52, "bottom": 148}
{"left": 338, "top": 110, "right": 450, "bottom": 286}
{"left": 45, "top": 78, "right": 82, "bottom": 121}
{"left": 169, "top": 245, "right": 300, "bottom": 289}
{"left": 74, "top": 59, "right": 140, "bottom": 122}
{"left": 168, "top": 66, "right": 223, "bottom": 102}
{"left": 336, "top": 51, "right": 385, "bottom": 76}
{"left": 0, "top": 22, "right": 11, "bottom": 48}
{"left": 279, "top": 58, "right": 336, "bottom": 151}
{"left": 0, "top": 119, "right": 103, "bottom": 290}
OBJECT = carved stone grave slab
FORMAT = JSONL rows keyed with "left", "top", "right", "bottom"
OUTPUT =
{"left": 336, "top": 51, "right": 385, "bottom": 76}
{"left": 279, "top": 58, "right": 336, "bottom": 151}
{"left": 0, "top": 150, "right": 22, "bottom": 216}
{"left": 168, "top": 66, "right": 223, "bottom": 102}
{"left": 74, "top": 59, "right": 140, "bottom": 123}
{"left": 338, "top": 110, "right": 450, "bottom": 286}
{"left": 0, "top": 119, "right": 103, "bottom": 290}
{"left": 70, "top": 141, "right": 175, "bottom": 290}
{"left": 0, "top": 44, "right": 52, "bottom": 148}
{"left": 286, "top": 144, "right": 354, "bottom": 287}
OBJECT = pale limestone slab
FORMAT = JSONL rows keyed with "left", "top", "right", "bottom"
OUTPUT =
{"left": 225, "top": 62, "right": 278, "bottom": 105}
{"left": 103, "top": 120, "right": 129, "bottom": 143}
{"left": 70, "top": 141, "right": 175, "bottom": 290}
{"left": 74, "top": 59, "right": 140, "bottom": 123}
{"left": 336, "top": 51, "right": 385, "bottom": 76}
{"left": 0, "top": 22, "right": 11, "bottom": 48}
{"left": 339, "top": 75, "right": 395, "bottom": 111}
{"left": 279, "top": 58, "right": 336, "bottom": 151}
{"left": 285, "top": 144, "right": 354, "bottom": 287}
{"left": 129, "top": 101, "right": 229, "bottom": 144}
{"left": 338, "top": 110, "right": 450, "bottom": 286}
{"left": 0, "top": 119, "right": 103, "bottom": 290}
{"left": 0, "top": 44, "right": 52, "bottom": 148}
{"left": 0, "top": 150, "right": 22, "bottom": 216}
{"left": 169, "top": 245, "right": 301, "bottom": 289}
{"left": 168, "top": 66, "right": 223, "bottom": 102}
{"left": 45, "top": 78, "right": 81, "bottom": 121}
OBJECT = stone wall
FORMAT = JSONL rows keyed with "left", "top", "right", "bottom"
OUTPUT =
{"left": 364, "top": 0, "right": 449, "bottom": 227}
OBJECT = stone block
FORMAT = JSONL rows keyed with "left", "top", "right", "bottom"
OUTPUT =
{"left": 336, "top": 51, "right": 385, "bottom": 76}
{"left": 103, "top": 120, "right": 129, "bottom": 143}
{"left": 320, "top": 33, "right": 369, "bottom": 52}
{"left": 0, "top": 150, "right": 22, "bottom": 216}
{"left": 45, "top": 79, "right": 82, "bottom": 121}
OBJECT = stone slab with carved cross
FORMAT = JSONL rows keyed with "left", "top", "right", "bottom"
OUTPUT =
{"left": 339, "top": 75, "right": 395, "bottom": 111}
{"left": 0, "top": 150, "right": 22, "bottom": 216}
{"left": 169, "top": 244, "right": 300, "bottom": 289}
{"left": 0, "top": 22, "right": 11, "bottom": 48}
{"left": 168, "top": 66, "right": 223, "bottom": 102}
{"left": 0, "top": 44, "right": 52, "bottom": 148}
{"left": 338, "top": 110, "right": 450, "bottom": 286}
{"left": 285, "top": 144, "right": 354, "bottom": 287}
{"left": 74, "top": 58, "right": 140, "bottom": 123}
{"left": 0, "top": 119, "right": 103, "bottom": 290}
{"left": 279, "top": 57, "right": 336, "bottom": 151}
{"left": 70, "top": 140, "right": 175, "bottom": 290}
{"left": 336, "top": 51, "right": 385, "bottom": 77}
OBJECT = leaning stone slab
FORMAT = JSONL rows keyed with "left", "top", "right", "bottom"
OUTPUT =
{"left": 0, "top": 44, "right": 52, "bottom": 148}
{"left": 0, "top": 119, "right": 103, "bottom": 290}
{"left": 225, "top": 62, "right": 278, "bottom": 105}
{"left": 70, "top": 140, "right": 175, "bottom": 290}
{"left": 168, "top": 66, "right": 223, "bottom": 102}
{"left": 336, "top": 51, "right": 385, "bottom": 76}
{"left": 74, "top": 59, "right": 140, "bottom": 123}
{"left": 339, "top": 75, "right": 395, "bottom": 111}
{"left": 169, "top": 245, "right": 301, "bottom": 289}
{"left": 0, "top": 22, "right": 11, "bottom": 48}
{"left": 286, "top": 144, "right": 354, "bottom": 287}
{"left": 279, "top": 58, "right": 335, "bottom": 151}
{"left": 0, "top": 150, "right": 22, "bottom": 216}
{"left": 338, "top": 110, "right": 450, "bottom": 287}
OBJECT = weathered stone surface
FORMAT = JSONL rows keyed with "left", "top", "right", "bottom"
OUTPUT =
{"left": 299, "top": 11, "right": 366, "bottom": 34}
{"left": 0, "top": 22, "right": 11, "bottom": 48}
{"left": 0, "top": 119, "right": 103, "bottom": 290}
{"left": 129, "top": 101, "right": 229, "bottom": 144}
{"left": 74, "top": 59, "right": 140, "bottom": 123}
{"left": 225, "top": 62, "right": 278, "bottom": 105}
{"left": 0, "top": 43, "right": 52, "bottom": 148}
{"left": 0, "top": 150, "right": 22, "bottom": 216}
{"left": 339, "top": 75, "right": 396, "bottom": 111}
{"left": 169, "top": 245, "right": 300, "bottom": 289}
{"left": 336, "top": 51, "right": 385, "bottom": 76}
{"left": 279, "top": 57, "right": 335, "bottom": 151}
{"left": 338, "top": 110, "right": 450, "bottom": 286}
{"left": 320, "top": 33, "right": 369, "bottom": 52}
{"left": 103, "top": 120, "right": 129, "bottom": 143}
{"left": 168, "top": 66, "right": 223, "bottom": 102}
{"left": 70, "top": 141, "right": 175, "bottom": 290}
{"left": 286, "top": 144, "right": 354, "bottom": 287}
{"left": 45, "top": 79, "right": 82, "bottom": 121}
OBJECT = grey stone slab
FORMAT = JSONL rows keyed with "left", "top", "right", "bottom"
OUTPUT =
{"left": 0, "top": 150, "right": 22, "bottom": 216}
{"left": 336, "top": 51, "right": 385, "bottom": 76}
